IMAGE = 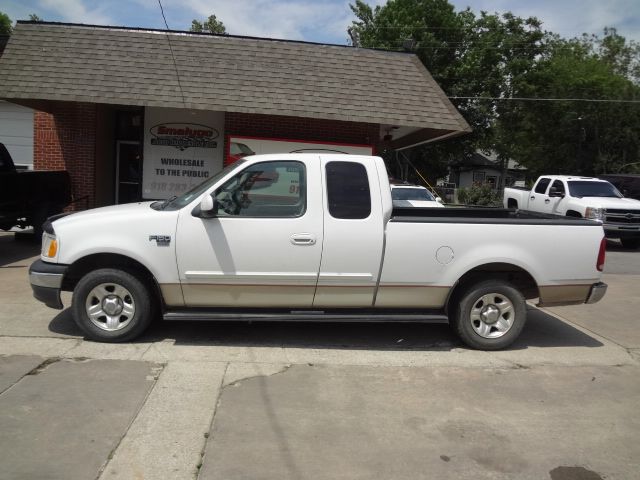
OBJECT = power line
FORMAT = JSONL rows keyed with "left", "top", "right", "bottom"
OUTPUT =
{"left": 448, "top": 96, "right": 640, "bottom": 103}
{"left": 157, "top": 0, "right": 187, "bottom": 108}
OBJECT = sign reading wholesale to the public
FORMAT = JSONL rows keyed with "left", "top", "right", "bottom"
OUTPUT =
{"left": 142, "top": 107, "right": 224, "bottom": 199}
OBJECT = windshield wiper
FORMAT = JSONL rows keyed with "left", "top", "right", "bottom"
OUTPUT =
{"left": 161, "top": 195, "right": 177, "bottom": 210}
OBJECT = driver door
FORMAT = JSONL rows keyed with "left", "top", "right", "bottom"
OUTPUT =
{"left": 175, "top": 158, "right": 323, "bottom": 308}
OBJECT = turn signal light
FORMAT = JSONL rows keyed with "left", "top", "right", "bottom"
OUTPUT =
{"left": 42, "top": 234, "right": 58, "bottom": 258}
{"left": 596, "top": 237, "right": 606, "bottom": 272}
{"left": 47, "top": 239, "right": 58, "bottom": 258}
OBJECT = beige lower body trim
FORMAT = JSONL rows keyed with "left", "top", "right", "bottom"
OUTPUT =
{"left": 160, "top": 284, "right": 184, "bottom": 307}
{"left": 375, "top": 285, "right": 450, "bottom": 308}
{"left": 163, "top": 282, "right": 452, "bottom": 309}
{"left": 538, "top": 284, "right": 591, "bottom": 306}
{"left": 181, "top": 284, "right": 316, "bottom": 308}
{"left": 313, "top": 285, "right": 376, "bottom": 307}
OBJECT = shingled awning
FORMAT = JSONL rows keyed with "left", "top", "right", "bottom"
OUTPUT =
{"left": 0, "top": 22, "right": 471, "bottom": 149}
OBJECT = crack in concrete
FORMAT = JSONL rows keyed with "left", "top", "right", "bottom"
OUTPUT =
{"left": 223, "top": 364, "right": 292, "bottom": 389}
{"left": 195, "top": 362, "right": 229, "bottom": 480}
{"left": 25, "top": 357, "right": 62, "bottom": 376}
{"left": 95, "top": 362, "right": 166, "bottom": 480}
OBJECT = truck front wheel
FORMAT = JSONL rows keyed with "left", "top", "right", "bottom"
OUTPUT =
{"left": 72, "top": 268, "right": 154, "bottom": 342}
{"left": 451, "top": 279, "right": 527, "bottom": 350}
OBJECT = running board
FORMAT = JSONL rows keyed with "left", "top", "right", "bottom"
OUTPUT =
{"left": 163, "top": 309, "right": 449, "bottom": 323}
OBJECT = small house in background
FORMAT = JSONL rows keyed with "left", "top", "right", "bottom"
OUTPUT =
{"left": 449, "top": 151, "right": 526, "bottom": 189}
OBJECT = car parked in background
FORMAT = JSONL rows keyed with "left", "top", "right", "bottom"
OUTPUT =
{"left": 391, "top": 184, "right": 444, "bottom": 208}
{"left": 598, "top": 174, "right": 640, "bottom": 201}
{"left": 228, "top": 142, "right": 255, "bottom": 163}
{"left": 0, "top": 142, "right": 72, "bottom": 237}
{"left": 504, "top": 175, "right": 640, "bottom": 249}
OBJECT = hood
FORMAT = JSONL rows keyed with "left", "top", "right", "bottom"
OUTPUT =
{"left": 580, "top": 197, "right": 640, "bottom": 210}
{"left": 52, "top": 202, "right": 157, "bottom": 230}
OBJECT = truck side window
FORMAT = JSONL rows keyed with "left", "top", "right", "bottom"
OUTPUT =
{"left": 214, "top": 161, "right": 306, "bottom": 217}
{"left": 326, "top": 161, "right": 371, "bottom": 219}
{"left": 535, "top": 177, "right": 551, "bottom": 194}
{"left": 551, "top": 180, "right": 565, "bottom": 195}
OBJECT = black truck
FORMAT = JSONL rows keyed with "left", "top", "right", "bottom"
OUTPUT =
{"left": 0, "top": 142, "right": 72, "bottom": 236}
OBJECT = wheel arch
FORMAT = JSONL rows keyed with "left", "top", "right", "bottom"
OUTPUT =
{"left": 62, "top": 253, "right": 164, "bottom": 307}
{"left": 445, "top": 262, "right": 538, "bottom": 315}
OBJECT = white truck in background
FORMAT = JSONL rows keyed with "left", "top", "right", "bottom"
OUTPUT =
{"left": 30, "top": 155, "right": 607, "bottom": 350}
{"left": 504, "top": 175, "right": 640, "bottom": 249}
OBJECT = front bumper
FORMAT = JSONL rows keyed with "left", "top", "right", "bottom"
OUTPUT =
{"left": 604, "top": 224, "right": 640, "bottom": 238}
{"left": 29, "top": 259, "right": 68, "bottom": 309}
{"left": 586, "top": 282, "right": 608, "bottom": 304}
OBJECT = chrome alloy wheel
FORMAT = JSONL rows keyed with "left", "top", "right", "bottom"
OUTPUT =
{"left": 469, "top": 293, "right": 514, "bottom": 339}
{"left": 85, "top": 283, "right": 136, "bottom": 331}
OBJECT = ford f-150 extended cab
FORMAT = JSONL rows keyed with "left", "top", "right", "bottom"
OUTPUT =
{"left": 29, "top": 154, "right": 608, "bottom": 350}
{"left": 504, "top": 175, "right": 640, "bottom": 249}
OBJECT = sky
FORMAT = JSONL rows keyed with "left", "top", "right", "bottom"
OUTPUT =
{"left": 2, "top": 0, "right": 639, "bottom": 44}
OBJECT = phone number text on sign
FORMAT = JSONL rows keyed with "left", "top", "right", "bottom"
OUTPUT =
{"left": 149, "top": 182, "right": 189, "bottom": 194}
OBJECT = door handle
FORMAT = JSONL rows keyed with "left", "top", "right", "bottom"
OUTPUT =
{"left": 290, "top": 233, "right": 316, "bottom": 246}
{"left": 530, "top": 196, "right": 535, "bottom": 200}
{"left": 544, "top": 199, "right": 550, "bottom": 204}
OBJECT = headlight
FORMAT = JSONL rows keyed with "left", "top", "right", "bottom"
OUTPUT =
{"left": 41, "top": 233, "right": 58, "bottom": 258}
{"left": 585, "top": 207, "right": 605, "bottom": 221}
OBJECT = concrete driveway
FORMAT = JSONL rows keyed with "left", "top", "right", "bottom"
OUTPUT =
{"left": 0, "top": 232, "right": 639, "bottom": 480}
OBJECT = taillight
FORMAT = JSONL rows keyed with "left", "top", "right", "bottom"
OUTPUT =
{"left": 596, "top": 237, "right": 606, "bottom": 272}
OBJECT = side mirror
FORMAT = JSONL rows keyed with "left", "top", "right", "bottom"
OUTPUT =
{"left": 200, "top": 195, "right": 214, "bottom": 212}
{"left": 192, "top": 194, "right": 217, "bottom": 218}
{"left": 548, "top": 187, "right": 565, "bottom": 198}
{"left": 435, "top": 197, "right": 443, "bottom": 204}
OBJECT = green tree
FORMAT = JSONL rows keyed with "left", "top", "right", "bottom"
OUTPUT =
{"left": 190, "top": 14, "right": 226, "bottom": 34}
{"left": 28, "top": 14, "right": 43, "bottom": 22}
{"left": 349, "top": 1, "right": 545, "bottom": 185}
{"left": 0, "top": 11, "right": 12, "bottom": 35}
{"left": 510, "top": 33, "right": 640, "bottom": 176}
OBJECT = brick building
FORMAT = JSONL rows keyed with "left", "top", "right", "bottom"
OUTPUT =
{"left": 0, "top": 21, "right": 470, "bottom": 208}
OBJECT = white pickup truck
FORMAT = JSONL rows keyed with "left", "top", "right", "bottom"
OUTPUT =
{"left": 29, "top": 154, "right": 607, "bottom": 350}
{"left": 504, "top": 175, "right": 640, "bottom": 249}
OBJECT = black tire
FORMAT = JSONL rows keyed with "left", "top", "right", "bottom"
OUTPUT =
{"left": 72, "top": 268, "right": 155, "bottom": 342}
{"left": 450, "top": 279, "right": 527, "bottom": 350}
{"left": 620, "top": 238, "right": 640, "bottom": 249}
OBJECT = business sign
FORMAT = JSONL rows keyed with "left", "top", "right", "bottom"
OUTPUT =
{"left": 142, "top": 107, "right": 224, "bottom": 199}
{"left": 226, "top": 136, "right": 374, "bottom": 165}
{"left": 149, "top": 123, "right": 219, "bottom": 150}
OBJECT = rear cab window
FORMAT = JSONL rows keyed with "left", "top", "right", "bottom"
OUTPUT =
{"left": 534, "top": 177, "right": 552, "bottom": 194}
{"left": 325, "top": 161, "right": 371, "bottom": 219}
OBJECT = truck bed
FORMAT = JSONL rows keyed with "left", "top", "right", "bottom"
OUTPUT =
{"left": 391, "top": 206, "right": 598, "bottom": 226}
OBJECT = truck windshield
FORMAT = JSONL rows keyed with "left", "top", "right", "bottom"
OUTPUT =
{"left": 160, "top": 160, "right": 246, "bottom": 210}
{"left": 568, "top": 181, "right": 622, "bottom": 198}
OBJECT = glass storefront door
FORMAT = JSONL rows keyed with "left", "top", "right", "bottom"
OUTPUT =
{"left": 115, "top": 140, "right": 142, "bottom": 204}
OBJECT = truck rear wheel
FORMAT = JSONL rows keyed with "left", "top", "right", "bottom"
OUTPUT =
{"left": 451, "top": 279, "right": 527, "bottom": 350}
{"left": 71, "top": 268, "right": 154, "bottom": 342}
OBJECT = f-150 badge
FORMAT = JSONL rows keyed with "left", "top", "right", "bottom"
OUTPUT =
{"left": 149, "top": 235, "right": 171, "bottom": 246}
